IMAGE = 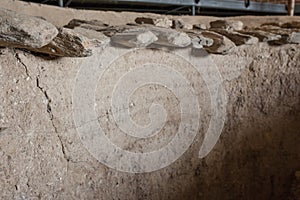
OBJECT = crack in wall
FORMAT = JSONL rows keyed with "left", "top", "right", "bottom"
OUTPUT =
{"left": 36, "top": 77, "right": 70, "bottom": 162}
{"left": 14, "top": 51, "right": 32, "bottom": 79}
{"left": 36, "top": 78, "right": 54, "bottom": 121}
{"left": 11, "top": 50, "right": 71, "bottom": 174}
{"left": 12, "top": 51, "right": 72, "bottom": 164}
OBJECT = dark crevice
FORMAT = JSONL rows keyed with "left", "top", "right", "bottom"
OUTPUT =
{"left": 57, "top": 134, "right": 70, "bottom": 162}
{"left": 36, "top": 76, "right": 69, "bottom": 162}
{"left": 36, "top": 77, "right": 54, "bottom": 121}
{"left": 14, "top": 51, "right": 32, "bottom": 79}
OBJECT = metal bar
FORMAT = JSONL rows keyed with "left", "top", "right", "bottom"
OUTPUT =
{"left": 165, "top": 5, "right": 189, "bottom": 14}
{"left": 62, "top": 0, "right": 300, "bottom": 14}
{"left": 198, "top": 0, "right": 287, "bottom": 13}
{"left": 115, "top": 0, "right": 195, "bottom": 6}
{"left": 108, "top": 0, "right": 288, "bottom": 14}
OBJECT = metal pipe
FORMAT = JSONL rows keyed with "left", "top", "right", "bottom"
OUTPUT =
{"left": 58, "top": 0, "right": 64, "bottom": 7}
{"left": 192, "top": 5, "right": 195, "bottom": 15}
{"left": 244, "top": 0, "right": 250, "bottom": 8}
{"left": 288, "top": 0, "right": 295, "bottom": 16}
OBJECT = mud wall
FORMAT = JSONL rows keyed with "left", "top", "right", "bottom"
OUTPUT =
{"left": 0, "top": 1, "right": 299, "bottom": 199}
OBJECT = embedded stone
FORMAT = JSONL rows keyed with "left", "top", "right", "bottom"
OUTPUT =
{"left": 239, "top": 30, "right": 281, "bottom": 42}
{"left": 281, "top": 21, "right": 300, "bottom": 29}
{"left": 200, "top": 31, "right": 236, "bottom": 54}
{"left": 172, "top": 19, "right": 193, "bottom": 30}
{"left": 191, "top": 35, "right": 214, "bottom": 49}
{"left": 64, "top": 19, "right": 109, "bottom": 30}
{"left": 193, "top": 24, "right": 207, "bottom": 30}
{"left": 111, "top": 28, "right": 158, "bottom": 48}
{"left": 149, "top": 27, "right": 191, "bottom": 48}
{"left": 210, "top": 19, "right": 244, "bottom": 31}
{"left": 289, "top": 32, "right": 300, "bottom": 44}
{"left": 212, "top": 29, "right": 259, "bottom": 45}
{"left": 135, "top": 17, "right": 173, "bottom": 28}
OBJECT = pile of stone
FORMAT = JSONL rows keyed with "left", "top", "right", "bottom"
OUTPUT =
{"left": 0, "top": 8, "right": 299, "bottom": 57}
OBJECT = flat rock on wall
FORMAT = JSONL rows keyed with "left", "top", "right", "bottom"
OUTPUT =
{"left": 0, "top": 8, "right": 58, "bottom": 48}
{"left": 30, "top": 27, "right": 93, "bottom": 57}
{"left": 0, "top": 8, "right": 299, "bottom": 57}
